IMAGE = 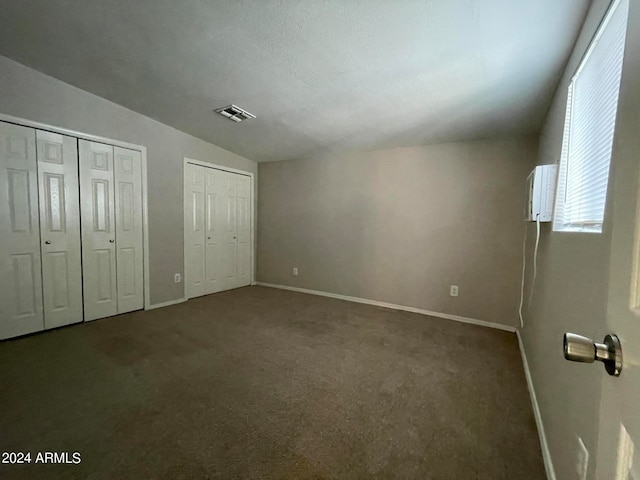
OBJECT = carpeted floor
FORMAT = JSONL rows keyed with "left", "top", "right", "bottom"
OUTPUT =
{"left": 0, "top": 286, "right": 545, "bottom": 479}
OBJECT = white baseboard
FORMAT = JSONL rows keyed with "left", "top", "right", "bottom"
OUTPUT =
{"left": 255, "top": 282, "right": 516, "bottom": 333}
{"left": 517, "top": 330, "right": 555, "bottom": 480}
{"left": 145, "top": 297, "right": 187, "bottom": 310}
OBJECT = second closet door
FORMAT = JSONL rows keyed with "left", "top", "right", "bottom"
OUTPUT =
{"left": 37, "top": 131, "right": 83, "bottom": 329}
{"left": 184, "top": 163, "right": 207, "bottom": 297}
{"left": 0, "top": 122, "right": 43, "bottom": 340}
{"left": 217, "top": 170, "right": 239, "bottom": 291}
{"left": 236, "top": 175, "right": 251, "bottom": 288}
{"left": 114, "top": 147, "right": 144, "bottom": 313}
{"left": 204, "top": 167, "right": 225, "bottom": 294}
{"left": 80, "top": 140, "right": 117, "bottom": 321}
{"left": 80, "top": 140, "right": 144, "bottom": 321}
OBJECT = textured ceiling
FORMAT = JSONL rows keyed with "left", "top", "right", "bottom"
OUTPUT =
{"left": 0, "top": 0, "right": 590, "bottom": 162}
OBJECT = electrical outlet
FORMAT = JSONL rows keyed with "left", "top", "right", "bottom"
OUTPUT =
{"left": 576, "top": 436, "right": 588, "bottom": 480}
{"left": 450, "top": 285, "right": 459, "bottom": 297}
{"left": 293, "top": 267, "right": 299, "bottom": 276}
{"left": 174, "top": 273, "right": 181, "bottom": 283}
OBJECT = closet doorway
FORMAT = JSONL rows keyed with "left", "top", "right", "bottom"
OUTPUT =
{"left": 183, "top": 158, "right": 254, "bottom": 299}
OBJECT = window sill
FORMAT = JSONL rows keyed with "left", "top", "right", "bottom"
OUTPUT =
{"left": 552, "top": 224, "right": 603, "bottom": 234}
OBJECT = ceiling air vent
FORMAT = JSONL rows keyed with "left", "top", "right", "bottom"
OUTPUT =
{"left": 215, "top": 104, "right": 256, "bottom": 122}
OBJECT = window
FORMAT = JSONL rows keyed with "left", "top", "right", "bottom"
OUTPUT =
{"left": 553, "top": 0, "right": 629, "bottom": 233}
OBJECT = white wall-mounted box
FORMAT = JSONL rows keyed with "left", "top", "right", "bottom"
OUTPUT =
{"left": 525, "top": 164, "right": 557, "bottom": 222}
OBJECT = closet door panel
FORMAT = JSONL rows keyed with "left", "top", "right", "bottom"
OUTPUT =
{"left": 114, "top": 147, "right": 143, "bottom": 313}
{"left": 80, "top": 140, "right": 117, "bottom": 321}
{"left": 0, "top": 122, "right": 43, "bottom": 339}
{"left": 184, "top": 164, "right": 207, "bottom": 298}
{"left": 37, "top": 131, "right": 83, "bottom": 329}
{"left": 237, "top": 175, "right": 251, "bottom": 287}
{"left": 218, "top": 171, "right": 238, "bottom": 290}
{"left": 204, "top": 169, "right": 224, "bottom": 294}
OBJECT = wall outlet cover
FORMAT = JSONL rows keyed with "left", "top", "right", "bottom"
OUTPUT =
{"left": 174, "top": 273, "right": 182, "bottom": 283}
{"left": 293, "top": 267, "right": 299, "bottom": 276}
{"left": 450, "top": 285, "right": 459, "bottom": 297}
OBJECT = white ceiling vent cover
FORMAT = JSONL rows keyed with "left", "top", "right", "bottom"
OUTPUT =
{"left": 215, "top": 104, "right": 256, "bottom": 122}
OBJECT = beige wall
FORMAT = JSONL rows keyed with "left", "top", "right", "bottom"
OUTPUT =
{"left": 521, "top": 1, "right": 617, "bottom": 479}
{"left": 258, "top": 137, "right": 537, "bottom": 327}
{"left": 0, "top": 55, "right": 257, "bottom": 305}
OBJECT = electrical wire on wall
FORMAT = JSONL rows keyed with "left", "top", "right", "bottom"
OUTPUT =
{"left": 528, "top": 215, "right": 542, "bottom": 309}
{"left": 519, "top": 163, "right": 557, "bottom": 328}
{"left": 518, "top": 214, "right": 541, "bottom": 328}
{"left": 518, "top": 222, "right": 528, "bottom": 328}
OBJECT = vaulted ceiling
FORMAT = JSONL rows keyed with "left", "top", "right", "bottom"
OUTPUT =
{"left": 0, "top": 0, "right": 590, "bottom": 162}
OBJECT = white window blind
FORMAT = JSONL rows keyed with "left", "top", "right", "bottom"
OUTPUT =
{"left": 553, "top": 0, "right": 629, "bottom": 233}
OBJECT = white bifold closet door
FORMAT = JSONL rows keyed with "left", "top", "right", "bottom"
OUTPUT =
{"left": 113, "top": 146, "right": 144, "bottom": 314}
{"left": 185, "top": 163, "right": 208, "bottom": 297}
{"left": 236, "top": 174, "right": 251, "bottom": 287}
{"left": 185, "top": 163, "right": 251, "bottom": 299}
{"left": 0, "top": 124, "right": 143, "bottom": 339}
{"left": 79, "top": 140, "right": 143, "bottom": 321}
{"left": 216, "top": 169, "right": 238, "bottom": 290}
{"left": 36, "top": 130, "right": 83, "bottom": 329}
{"left": 0, "top": 123, "right": 44, "bottom": 340}
{"left": 1, "top": 123, "right": 85, "bottom": 340}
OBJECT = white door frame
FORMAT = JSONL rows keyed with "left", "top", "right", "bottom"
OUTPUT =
{"left": 0, "top": 113, "right": 152, "bottom": 311}
{"left": 183, "top": 157, "right": 255, "bottom": 299}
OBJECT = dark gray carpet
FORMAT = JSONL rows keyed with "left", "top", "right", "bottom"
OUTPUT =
{"left": 0, "top": 286, "right": 545, "bottom": 479}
